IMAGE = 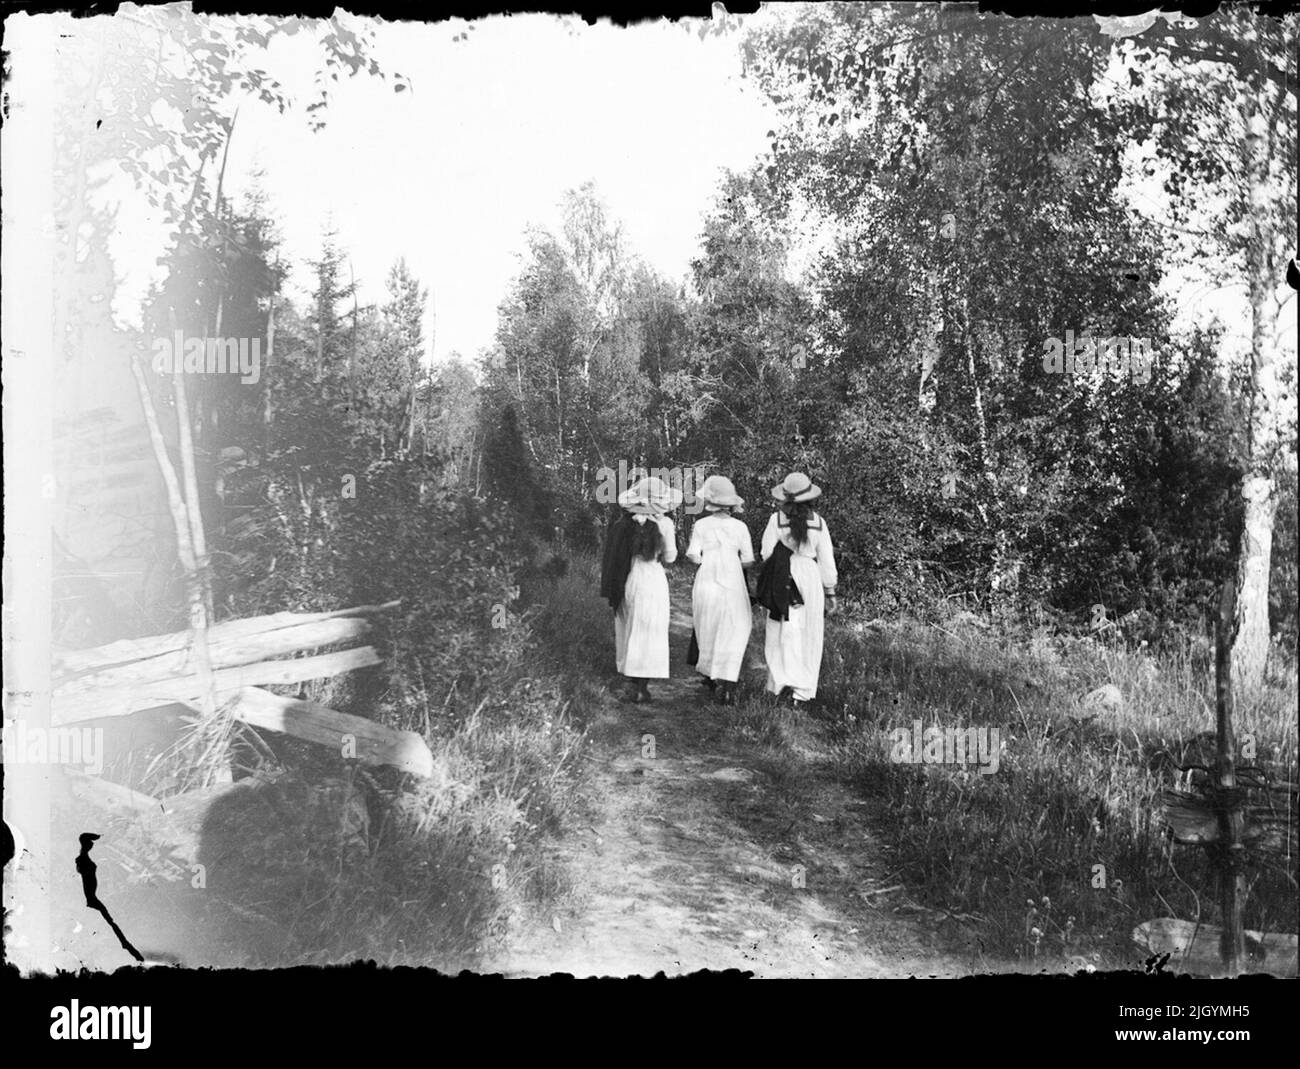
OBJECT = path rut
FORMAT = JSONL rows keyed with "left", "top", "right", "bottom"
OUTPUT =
{"left": 497, "top": 587, "right": 976, "bottom": 977}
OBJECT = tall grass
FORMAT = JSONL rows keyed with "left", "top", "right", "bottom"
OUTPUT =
{"left": 816, "top": 613, "right": 1298, "bottom": 969}
{"left": 525, "top": 552, "right": 615, "bottom": 678}
{"left": 123, "top": 559, "right": 599, "bottom": 969}
{"left": 189, "top": 671, "right": 586, "bottom": 967}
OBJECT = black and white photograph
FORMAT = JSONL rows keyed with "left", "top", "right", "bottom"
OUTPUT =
{"left": 2, "top": 0, "right": 1297, "bottom": 1038}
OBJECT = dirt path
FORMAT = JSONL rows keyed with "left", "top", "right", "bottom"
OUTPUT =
{"left": 496, "top": 587, "right": 977, "bottom": 977}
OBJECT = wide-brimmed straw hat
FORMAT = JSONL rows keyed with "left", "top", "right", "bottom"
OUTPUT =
{"left": 619, "top": 475, "right": 683, "bottom": 516}
{"left": 696, "top": 474, "right": 744, "bottom": 510}
{"left": 771, "top": 471, "right": 821, "bottom": 503}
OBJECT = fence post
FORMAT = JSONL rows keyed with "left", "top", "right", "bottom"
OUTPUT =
{"left": 1214, "top": 574, "right": 1247, "bottom": 975}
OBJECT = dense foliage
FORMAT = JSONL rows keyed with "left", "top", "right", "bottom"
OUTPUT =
{"left": 463, "top": 9, "right": 1295, "bottom": 645}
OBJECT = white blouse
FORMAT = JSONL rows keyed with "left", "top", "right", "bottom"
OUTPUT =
{"left": 686, "top": 513, "right": 755, "bottom": 566}
{"left": 760, "top": 511, "right": 838, "bottom": 593}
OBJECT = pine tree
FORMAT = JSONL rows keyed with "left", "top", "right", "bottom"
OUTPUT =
{"left": 381, "top": 257, "right": 429, "bottom": 453}
{"left": 483, "top": 403, "right": 550, "bottom": 537}
{"left": 305, "top": 228, "right": 358, "bottom": 383}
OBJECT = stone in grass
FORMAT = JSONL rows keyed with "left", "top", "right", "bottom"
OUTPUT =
{"left": 1079, "top": 684, "right": 1123, "bottom": 716}
{"left": 704, "top": 767, "right": 755, "bottom": 783}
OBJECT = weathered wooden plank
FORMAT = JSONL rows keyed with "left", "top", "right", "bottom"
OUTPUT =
{"left": 226, "top": 687, "right": 433, "bottom": 777}
{"left": 1157, "top": 791, "right": 1220, "bottom": 845}
{"left": 1133, "top": 918, "right": 1298, "bottom": 976}
{"left": 1156, "top": 790, "right": 1293, "bottom": 851}
{"left": 1244, "top": 814, "right": 1300, "bottom": 856}
{"left": 55, "top": 616, "right": 373, "bottom": 696}
{"left": 53, "top": 647, "right": 382, "bottom": 724}
{"left": 54, "top": 601, "right": 400, "bottom": 677}
{"left": 61, "top": 769, "right": 258, "bottom": 867}
{"left": 63, "top": 768, "right": 169, "bottom": 816}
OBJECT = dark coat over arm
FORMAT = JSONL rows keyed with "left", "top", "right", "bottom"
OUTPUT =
{"left": 755, "top": 540, "right": 803, "bottom": 622}
{"left": 600, "top": 513, "right": 635, "bottom": 612}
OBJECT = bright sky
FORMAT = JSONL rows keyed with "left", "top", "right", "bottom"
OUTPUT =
{"left": 106, "top": 11, "right": 777, "bottom": 365}
{"left": 93, "top": 8, "right": 1290, "bottom": 373}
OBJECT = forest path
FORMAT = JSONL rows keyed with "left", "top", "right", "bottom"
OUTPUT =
{"left": 495, "top": 582, "right": 974, "bottom": 978}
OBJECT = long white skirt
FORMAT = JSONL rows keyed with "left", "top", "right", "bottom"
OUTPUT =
{"left": 615, "top": 557, "right": 670, "bottom": 678}
{"left": 692, "top": 549, "right": 752, "bottom": 682}
{"left": 764, "top": 555, "right": 825, "bottom": 701}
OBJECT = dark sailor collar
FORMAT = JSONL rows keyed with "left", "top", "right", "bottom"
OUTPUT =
{"left": 775, "top": 511, "right": 823, "bottom": 531}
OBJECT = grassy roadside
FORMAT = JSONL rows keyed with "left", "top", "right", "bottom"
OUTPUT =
{"left": 94, "top": 548, "right": 1287, "bottom": 973}
{"left": 531, "top": 550, "right": 1297, "bottom": 971}
{"left": 60, "top": 555, "right": 607, "bottom": 971}
{"left": 813, "top": 609, "right": 1298, "bottom": 969}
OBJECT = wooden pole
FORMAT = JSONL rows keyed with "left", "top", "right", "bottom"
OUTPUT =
{"left": 1214, "top": 573, "right": 1247, "bottom": 975}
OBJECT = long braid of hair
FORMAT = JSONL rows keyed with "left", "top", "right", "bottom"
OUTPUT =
{"left": 782, "top": 500, "right": 812, "bottom": 547}
{"left": 630, "top": 516, "right": 664, "bottom": 561}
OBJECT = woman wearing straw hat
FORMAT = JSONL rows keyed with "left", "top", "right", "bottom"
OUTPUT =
{"left": 758, "top": 472, "right": 838, "bottom": 706}
{"left": 599, "top": 475, "right": 682, "bottom": 703}
{"left": 685, "top": 475, "right": 755, "bottom": 705}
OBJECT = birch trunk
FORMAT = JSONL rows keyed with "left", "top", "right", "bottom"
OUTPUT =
{"left": 961, "top": 299, "right": 1013, "bottom": 602}
{"left": 263, "top": 287, "right": 276, "bottom": 430}
{"left": 1230, "top": 77, "right": 1288, "bottom": 692}
{"left": 130, "top": 353, "right": 217, "bottom": 723}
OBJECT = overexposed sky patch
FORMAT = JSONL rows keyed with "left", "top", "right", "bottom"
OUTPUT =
{"left": 93, "top": 8, "right": 1293, "bottom": 373}
{"left": 105, "top": 12, "right": 776, "bottom": 364}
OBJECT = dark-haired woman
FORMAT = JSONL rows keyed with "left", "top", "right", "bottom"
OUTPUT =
{"left": 599, "top": 476, "right": 681, "bottom": 703}
{"left": 759, "top": 472, "right": 838, "bottom": 706}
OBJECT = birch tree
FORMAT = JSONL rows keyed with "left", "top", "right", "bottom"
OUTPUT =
{"left": 1107, "top": 9, "right": 1298, "bottom": 687}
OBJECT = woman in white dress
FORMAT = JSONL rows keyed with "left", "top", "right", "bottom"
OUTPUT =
{"left": 758, "top": 472, "right": 838, "bottom": 706}
{"left": 599, "top": 476, "right": 681, "bottom": 703}
{"left": 685, "top": 475, "right": 754, "bottom": 705}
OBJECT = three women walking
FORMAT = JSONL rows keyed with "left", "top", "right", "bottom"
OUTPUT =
{"left": 600, "top": 470, "right": 836, "bottom": 707}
